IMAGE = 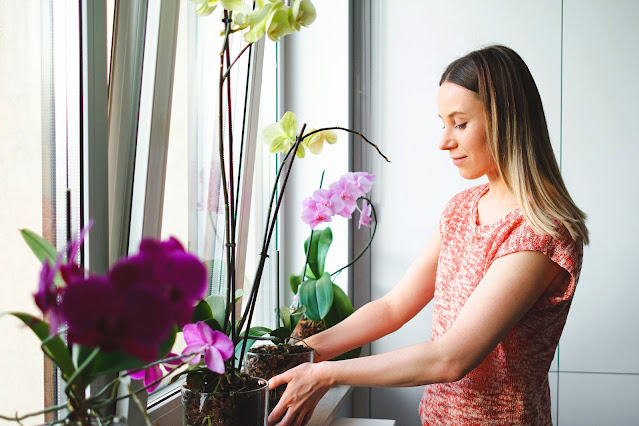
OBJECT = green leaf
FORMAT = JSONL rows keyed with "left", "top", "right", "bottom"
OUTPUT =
{"left": 323, "top": 284, "right": 355, "bottom": 329}
{"left": 270, "top": 326, "right": 291, "bottom": 342}
{"left": 279, "top": 306, "right": 292, "bottom": 329}
{"left": 298, "top": 278, "right": 320, "bottom": 322}
{"left": 303, "top": 227, "right": 333, "bottom": 279}
{"left": 4, "top": 312, "right": 75, "bottom": 381}
{"left": 315, "top": 273, "right": 334, "bottom": 319}
{"left": 20, "top": 229, "right": 64, "bottom": 286}
{"left": 206, "top": 295, "right": 226, "bottom": 324}
{"left": 321, "top": 286, "right": 360, "bottom": 360}
{"left": 192, "top": 299, "right": 214, "bottom": 323}
{"left": 235, "top": 326, "right": 271, "bottom": 365}
{"left": 290, "top": 273, "right": 302, "bottom": 294}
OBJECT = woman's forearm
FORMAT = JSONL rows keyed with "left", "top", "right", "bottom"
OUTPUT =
{"left": 302, "top": 297, "right": 402, "bottom": 362}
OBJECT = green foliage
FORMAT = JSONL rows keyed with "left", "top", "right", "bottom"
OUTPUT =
{"left": 20, "top": 229, "right": 64, "bottom": 286}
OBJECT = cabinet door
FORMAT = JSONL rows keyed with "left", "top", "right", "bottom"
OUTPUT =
{"left": 560, "top": 0, "right": 639, "bottom": 375}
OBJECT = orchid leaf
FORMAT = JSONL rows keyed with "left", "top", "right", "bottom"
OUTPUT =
{"left": 279, "top": 306, "right": 292, "bottom": 329}
{"left": 290, "top": 273, "right": 302, "bottom": 294}
{"left": 298, "top": 278, "right": 320, "bottom": 322}
{"left": 270, "top": 327, "right": 291, "bottom": 343}
{"left": 206, "top": 295, "right": 226, "bottom": 324}
{"left": 20, "top": 229, "right": 64, "bottom": 286}
{"left": 322, "top": 284, "right": 354, "bottom": 328}
{"left": 4, "top": 312, "right": 75, "bottom": 381}
{"left": 322, "top": 285, "right": 360, "bottom": 360}
{"left": 235, "top": 326, "right": 271, "bottom": 366}
{"left": 192, "top": 299, "right": 214, "bottom": 323}
{"left": 315, "top": 273, "right": 334, "bottom": 319}
{"left": 303, "top": 227, "right": 332, "bottom": 279}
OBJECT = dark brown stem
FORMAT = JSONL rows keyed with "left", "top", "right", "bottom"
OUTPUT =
{"left": 238, "top": 124, "right": 308, "bottom": 361}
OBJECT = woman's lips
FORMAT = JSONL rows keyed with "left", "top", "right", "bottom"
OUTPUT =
{"left": 452, "top": 156, "right": 466, "bottom": 166}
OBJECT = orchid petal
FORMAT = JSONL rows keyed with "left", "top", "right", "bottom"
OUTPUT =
{"left": 204, "top": 347, "right": 225, "bottom": 374}
{"left": 279, "top": 111, "right": 298, "bottom": 139}
{"left": 267, "top": 7, "right": 294, "bottom": 42}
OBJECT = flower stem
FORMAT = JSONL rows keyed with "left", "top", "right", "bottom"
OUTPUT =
{"left": 331, "top": 197, "right": 378, "bottom": 278}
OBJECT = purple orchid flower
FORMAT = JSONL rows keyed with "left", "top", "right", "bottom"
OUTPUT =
{"left": 111, "top": 237, "right": 208, "bottom": 327}
{"left": 128, "top": 352, "right": 181, "bottom": 393}
{"left": 34, "top": 256, "right": 65, "bottom": 334}
{"left": 182, "top": 321, "right": 234, "bottom": 374}
{"left": 60, "top": 220, "right": 93, "bottom": 285}
{"left": 358, "top": 200, "right": 373, "bottom": 229}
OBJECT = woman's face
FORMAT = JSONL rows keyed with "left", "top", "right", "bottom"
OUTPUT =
{"left": 437, "top": 82, "right": 497, "bottom": 180}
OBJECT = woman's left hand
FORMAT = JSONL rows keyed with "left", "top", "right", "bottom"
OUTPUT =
{"left": 267, "top": 362, "right": 332, "bottom": 425}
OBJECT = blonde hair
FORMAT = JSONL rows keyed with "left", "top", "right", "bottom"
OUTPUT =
{"left": 441, "top": 45, "right": 589, "bottom": 244}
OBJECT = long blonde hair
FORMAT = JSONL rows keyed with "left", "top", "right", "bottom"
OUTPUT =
{"left": 440, "top": 45, "right": 589, "bottom": 244}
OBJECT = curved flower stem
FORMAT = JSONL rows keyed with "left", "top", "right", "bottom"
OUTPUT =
{"left": 301, "top": 127, "right": 391, "bottom": 163}
{"left": 331, "top": 197, "right": 378, "bottom": 278}
{"left": 222, "top": 42, "right": 253, "bottom": 84}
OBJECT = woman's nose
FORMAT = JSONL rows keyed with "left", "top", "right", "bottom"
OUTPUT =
{"left": 439, "top": 130, "right": 456, "bottom": 151}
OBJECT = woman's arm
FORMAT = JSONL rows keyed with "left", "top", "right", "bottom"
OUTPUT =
{"left": 303, "top": 227, "right": 442, "bottom": 362}
{"left": 268, "top": 249, "right": 566, "bottom": 425}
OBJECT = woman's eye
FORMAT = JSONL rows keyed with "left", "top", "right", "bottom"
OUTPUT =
{"left": 454, "top": 122, "right": 467, "bottom": 129}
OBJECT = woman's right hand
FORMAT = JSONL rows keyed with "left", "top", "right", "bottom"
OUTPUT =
{"left": 267, "top": 362, "right": 333, "bottom": 426}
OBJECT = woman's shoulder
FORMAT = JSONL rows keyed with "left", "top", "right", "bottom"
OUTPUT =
{"left": 443, "top": 183, "right": 487, "bottom": 214}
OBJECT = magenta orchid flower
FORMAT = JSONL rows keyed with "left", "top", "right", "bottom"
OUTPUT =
{"left": 358, "top": 200, "right": 373, "bottom": 229}
{"left": 128, "top": 352, "right": 181, "bottom": 393}
{"left": 182, "top": 322, "right": 234, "bottom": 374}
{"left": 34, "top": 256, "right": 64, "bottom": 335}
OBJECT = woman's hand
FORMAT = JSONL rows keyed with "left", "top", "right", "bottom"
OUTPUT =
{"left": 267, "top": 362, "right": 333, "bottom": 425}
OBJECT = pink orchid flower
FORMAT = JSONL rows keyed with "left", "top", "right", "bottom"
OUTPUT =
{"left": 358, "top": 200, "right": 373, "bottom": 229}
{"left": 128, "top": 353, "right": 181, "bottom": 393}
{"left": 182, "top": 322, "right": 234, "bottom": 374}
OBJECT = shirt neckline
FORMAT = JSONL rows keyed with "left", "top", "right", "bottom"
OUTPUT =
{"left": 472, "top": 183, "right": 521, "bottom": 230}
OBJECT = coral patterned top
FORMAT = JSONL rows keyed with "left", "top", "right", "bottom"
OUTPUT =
{"left": 419, "top": 184, "right": 583, "bottom": 425}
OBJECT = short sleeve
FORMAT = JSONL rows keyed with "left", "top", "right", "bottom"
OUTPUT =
{"left": 494, "top": 222, "right": 584, "bottom": 307}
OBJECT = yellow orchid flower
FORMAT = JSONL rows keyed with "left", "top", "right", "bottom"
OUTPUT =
{"left": 303, "top": 128, "right": 338, "bottom": 155}
{"left": 262, "top": 111, "right": 306, "bottom": 158}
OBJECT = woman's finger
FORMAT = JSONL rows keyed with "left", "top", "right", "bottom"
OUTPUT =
{"left": 268, "top": 371, "right": 288, "bottom": 389}
{"left": 268, "top": 393, "right": 289, "bottom": 425}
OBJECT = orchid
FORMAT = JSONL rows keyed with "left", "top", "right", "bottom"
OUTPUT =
{"left": 262, "top": 111, "right": 306, "bottom": 158}
{"left": 191, "top": 0, "right": 248, "bottom": 16}
{"left": 128, "top": 353, "right": 181, "bottom": 393}
{"left": 303, "top": 128, "right": 338, "bottom": 155}
{"left": 358, "top": 199, "right": 373, "bottom": 229}
{"left": 183, "top": 321, "right": 235, "bottom": 374}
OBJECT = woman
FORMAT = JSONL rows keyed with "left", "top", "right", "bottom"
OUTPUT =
{"left": 268, "top": 45, "right": 588, "bottom": 425}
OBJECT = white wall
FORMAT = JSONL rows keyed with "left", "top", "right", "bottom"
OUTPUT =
{"left": 361, "top": 1, "right": 639, "bottom": 425}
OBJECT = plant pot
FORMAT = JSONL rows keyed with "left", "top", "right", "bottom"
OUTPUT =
{"left": 291, "top": 315, "right": 325, "bottom": 341}
{"left": 244, "top": 344, "right": 314, "bottom": 412}
{"left": 181, "top": 377, "right": 268, "bottom": 426}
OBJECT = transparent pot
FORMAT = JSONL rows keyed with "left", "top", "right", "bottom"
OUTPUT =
{"left": 181, "top": 378, "right": 268, "bottom": 426}
{"left": 244, "top": 345, "right": 314, "bottom": 412}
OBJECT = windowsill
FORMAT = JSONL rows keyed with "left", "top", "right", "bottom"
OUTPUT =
{"left": 307, "top": 385, "right": 353, "bottom": 426}
{"left": 148, "top": 384, "right": 353, "bottom": 425}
